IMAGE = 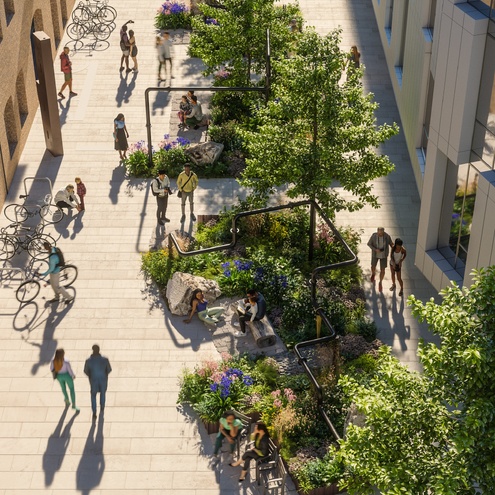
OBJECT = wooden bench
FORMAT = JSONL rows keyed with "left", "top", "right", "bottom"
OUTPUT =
{"left": 247, "top": 316, "right": 277, "bottom": 348}
{"left": 231, "top": 410, "right": 252, "bottom": 461}
{"left": 261, "top": 459, "right": 287, "bottom": 495}
{"left": 255, "top": 438, "right": 279, "bottom": 485}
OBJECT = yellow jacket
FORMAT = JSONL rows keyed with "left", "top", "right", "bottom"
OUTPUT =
{"left": 177, "top": 171, "right": 198, "bottom": 192}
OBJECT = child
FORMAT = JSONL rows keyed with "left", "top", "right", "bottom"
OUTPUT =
{"left": 177, "top": 95, "right": 191, "bottom": 129}
{"left": 389, "top": 238, "right": 406, "bottom": 296}
{"left": 75, "top": 177, "right": 86, "bottom": 211}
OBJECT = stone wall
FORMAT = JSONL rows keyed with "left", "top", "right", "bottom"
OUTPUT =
{"left": 0, "top": 0, "right": 76, "bottom": 207}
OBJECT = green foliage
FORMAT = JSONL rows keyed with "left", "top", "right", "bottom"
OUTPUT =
{"left": 409, "top": 266, "right": 495, "bottom": 493}
{"left": 343, "top": 353, "right": 379, "bottom": 377}
{"left": 207, "top": 120, "right": 245, "bottom": 152}
{"left": 210, "top": 91, "right": 262, "bottom": 125}
{"left": 239, "top": 29, "right": 399, "bottom": 217}
{"left": 126, "top": 149, "right": 153, "bottom": 178}
{"left": 153, "top": 147, "right": 189, "bottom": 178}
{"left": 141, "top": 249, "right": 177, "bottom": 287}
{"left": 189, "top": 0, "right": 300, "bottom": 84}
{"left": 155, "top": 2, "right": 191, "bottom": 30}
{"left": 293, "top": 454, "right": 342, "bottom": 494}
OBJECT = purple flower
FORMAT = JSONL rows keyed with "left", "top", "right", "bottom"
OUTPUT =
{"left": 221, "top": 262, "right": 230, "bottom": 269}
{"left": 176, "top": 136, "right": 190, "bottom": 146}
{"left": 254, "top": 267, "right": 264, "bottom": 282}
{"left": 210, "top": 383, "right": 219, "bottom": 392}
{"left": 205, "top": 17, "right": 218, "bottom": 25}
{"left": 223, "top": 270, "right": 231, "bottom": 277}
{"left": 243, "top": 375, "right": 253, "bottom": 386}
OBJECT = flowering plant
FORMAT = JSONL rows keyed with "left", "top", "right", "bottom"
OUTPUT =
{"left": 153, "top": 134, "right": 191, "bottom": 178}
{"left": 157, "top": 133, "right": 190, "bottom": 150}
{"left": 155, "top": 1, "right": 191, "bottom": 30}
{"left": 214, "top": 68, "right": 231, "bottom": 81}
{"left": 126, "top": 140, "right": 154, "bottom": 177}
{"left": 205, "top": 17, "right": 219, "bottom": 25}
{"left": 218, "top": 259, "right": 255, "bottom": 296}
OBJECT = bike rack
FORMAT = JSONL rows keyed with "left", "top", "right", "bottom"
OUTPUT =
{"left": 167, "top": 199, "right": 358, "bottom": 440}
{"left": 21, "top": 177, "right": 54, "bottom": 206}
{"left": 0, "top": 267, "right": 25, "bottom": 285}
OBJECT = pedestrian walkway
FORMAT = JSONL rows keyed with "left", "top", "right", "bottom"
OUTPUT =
{"left": 0, "top": 0, "right": 438, "bottom": 493}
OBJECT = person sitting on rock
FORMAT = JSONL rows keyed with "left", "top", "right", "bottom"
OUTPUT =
{"left": 183, "top": 289, "right": 224, "bottom": 326}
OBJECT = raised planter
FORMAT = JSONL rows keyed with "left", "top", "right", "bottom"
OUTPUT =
{"left": 202, "top": 421, "right": 220, "bottom": 434}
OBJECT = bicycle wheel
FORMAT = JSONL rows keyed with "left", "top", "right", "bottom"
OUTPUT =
{"left": 94, "top": 22, "right": 112, "bottom": 41}
{"left": 0, "top": 236, "right": 16, "bottom": 261}
{"left": 28, "top": 258, "right": 49, "bottom": 277}
{"left": 97, "top": 5, "right": 116, "bottom": 24}
{"left": 72, "top": 5, "right": 92, "bottom": 23}
{"left": 67, "top": 22, "right": 87, "bottom": 41}
{"left": 59, "top": 265, "right": 78, "bottom": 287}
{"left": 27, "top": 234, "right": 56, "bottom": 259}
{"left": 40, "top": 204, "right": 64, "bottom": 224}
{"left": 16, "top": 279, "right": 41, "bottom": 303}
{"left": 4, "top": 204, "right": 29, "bottom": 223}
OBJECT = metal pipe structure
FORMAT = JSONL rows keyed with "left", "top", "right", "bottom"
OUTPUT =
{"left": 167, "top": 199, "right": 358, "bottom": 441}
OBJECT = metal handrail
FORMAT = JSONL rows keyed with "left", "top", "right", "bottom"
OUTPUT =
{"left": 167, "top": 199, "right": 358, "bottom": 441}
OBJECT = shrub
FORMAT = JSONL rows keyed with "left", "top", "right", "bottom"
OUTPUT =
{"left": 291, "top": 454, "right": 342, "bottom": 494}
{"left": 155, "top": 1, "right": 191, "bottom": 30}
{"left": 126, "top": 141, "right": 153, "bottom": 178}
{"left": 153, "top": 146, "right": 189, "bottom": 178}
{"left": 208, "top": 121, "right": 244, "bottom": 152}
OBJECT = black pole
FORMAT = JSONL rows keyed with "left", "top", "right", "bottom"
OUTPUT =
{"left": 309, "top": 201, "right": 315, "bottom": 261}
{"left": 145, "top": 89, "right": 153, "bottom": 169}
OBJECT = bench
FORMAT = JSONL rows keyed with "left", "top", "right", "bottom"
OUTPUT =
{"left": 261, "top": 459, "right": 287, "bottom": 495}
{"left": 255, "top": 438, "right": 279, "bottom": 485}
{"left": 247, "top": 316, "right": 277, "bottom": 348}
{"left": 232, "top": 410, "right": 252, "bottom": 461}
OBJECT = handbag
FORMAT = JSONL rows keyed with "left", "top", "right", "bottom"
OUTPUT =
{"left": 177, "top": 190, "right": 182, "bottom": 198}
{"left": 52, "top": 370, "right": 58, "bottom": 380}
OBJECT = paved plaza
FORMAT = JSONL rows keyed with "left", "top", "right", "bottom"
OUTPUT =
{"left": 0, "top": 0, "right": 439, "bottom": 493}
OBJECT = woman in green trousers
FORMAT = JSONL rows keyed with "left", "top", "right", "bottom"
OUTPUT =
{"left": 51, "top": 349, "right": 79, "bottom": 412}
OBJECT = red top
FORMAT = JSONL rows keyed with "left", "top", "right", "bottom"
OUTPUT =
{"left": 60, "top": 53, "right": 71, "bottom": 74}
{"left": 77, "top": 182, "right": 86, "bottom": 196}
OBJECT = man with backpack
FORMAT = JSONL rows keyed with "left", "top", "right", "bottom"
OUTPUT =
{"left": 151, "top": 169, "right": 172, "bottom": 225}
{"left": 40, "top": 242, "right": 73, "bottom": 305}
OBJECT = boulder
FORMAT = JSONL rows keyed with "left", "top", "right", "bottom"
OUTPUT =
{"left": 185, "top": 142, "right": 224, "bottom": 166}
{"left": 166, "top": 272, "right": 221, "bottom": 316}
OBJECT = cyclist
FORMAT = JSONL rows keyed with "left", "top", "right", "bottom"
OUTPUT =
{"left": 40, "top": 242, "right": 74, "bottom": 305}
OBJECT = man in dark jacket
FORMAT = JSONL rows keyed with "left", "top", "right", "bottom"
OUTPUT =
{"left": 234, "top": 289, "right": 267, "bottom": 337}
{"left": 84, "top": 345, "right": 112, "bottom": 420}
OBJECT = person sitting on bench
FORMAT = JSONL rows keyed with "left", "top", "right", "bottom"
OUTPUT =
{"left": 234, "top": 289, "right": 266, "bottom": 338}
{"left": 185, "top": 95, "right": 203, "bottom": 129}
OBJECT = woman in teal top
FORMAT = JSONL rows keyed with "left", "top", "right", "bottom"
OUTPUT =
{"left": 213, "top": 411, "right": 242, "bottom": 458}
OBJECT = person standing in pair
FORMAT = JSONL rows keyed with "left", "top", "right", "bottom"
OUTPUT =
{"left": 367, "top": 227, "right": 394, "bottom": 292}
{"left": 389, "top": 238, "right": 407, "bottom": 296}
{"left": 75, "top": 177, "right": 86, "bottom": 211}
{"left": 84, "top": 345, "right": 112, "bottom": 420}
{"left": 51, "top": 349, "right": 79, "bottom": 412}
{"left": 177, "top": 163, "right": 198, "bottom": 222}
{"left": 128, "top": 29, "right": 138, "bottom": 72}
{"left": 114, "top": 113, "right": 129, "bottom": 162}
{"left": 151, "top": 169, "right": 172, "bottom": 225}
{"left": 156, "top": 31, "right": 174, "bottom": 81}
{"left": 119, "top": 20, "right": 134, "bottom": 73}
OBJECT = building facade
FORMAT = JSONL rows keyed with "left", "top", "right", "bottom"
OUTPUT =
{"left": 373, "top": 0, "right": 495, "bottom": 290}
{"left": 0, "top": 0, "right": 75, "bottom": 206}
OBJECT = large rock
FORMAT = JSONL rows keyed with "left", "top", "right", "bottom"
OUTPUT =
{"left": 185, "top": 142, "right": 224, "bottom": 166}
{"left": 166, "top": 272, "right": 221, "bottom": 316}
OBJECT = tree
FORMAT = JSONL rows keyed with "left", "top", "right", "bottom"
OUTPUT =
{"left": 334, "top": 268, "right": 495, "bottom": 494}
{"left": 410, "top": 267, "right": 495, "bottom": 493}
{"left": 239, "top": 29, "right": 399, "bottom": 217}
{"left": 188, "top": 0, "right": 301, "bottom": 85}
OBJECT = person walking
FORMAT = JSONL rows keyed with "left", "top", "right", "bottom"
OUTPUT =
{"left": 54, "top": 184, "right": 81, "bottom": 214}
{"left": 128, "top": 29, "right": 138, "bottom": 72}
{"left": 151, "top": 169, "right": 172, "bottom": 225}
{"left": 75, "top": 177, "right": 86, "bottom": 211}
{"left": 389, "top": 238, "right": 407, "bottom": 296}
{"left": 348, "top": 45, "right": 361, "bottom": 69}
{"left": 58, "top": 47, "right": 77, "bottom": 99}
{"left": 233, "top": 289, "right": 266, "bottom": 338}
{"left": 177, "top": 163, "right": 198, "bottom": 222}
{"left": 367, "top": 227, "right": 394, "bottom": 292}
{"left": 84, "top": 345, "right": 112, "bottom": 420}
{"left": 119, "top": 20, "right": 134, "bottom": 73}
{"left": 156, "top": 31, "right": 174, "bottom": 81}
{"left": 114, "top": 113, "right": 129, "bottom": 161}
{"left": 40, "top": 242, "right": 74, "bottom": 305}
{"left": 51, "top": 349, "right": 79, "bottom": 412}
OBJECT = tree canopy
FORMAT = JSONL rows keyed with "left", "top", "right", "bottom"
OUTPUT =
{"left": 335, "top": 268, "right": 495, "bottom": 494}
{"left": 239, "top": 29, "right": 398, "bottom": 216}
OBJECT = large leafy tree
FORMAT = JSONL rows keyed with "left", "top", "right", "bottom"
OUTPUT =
{"left": 189, "top": 0, "right": 300, "bottom": 85}
{"left": 239, "top": 29, "right": 398, "bottom": 216}
{"left": 335, "top": 268, "right": 495, "bottom": 494}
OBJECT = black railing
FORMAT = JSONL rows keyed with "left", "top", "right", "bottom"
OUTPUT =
{"left": 167, "top": 199, "right": 358, "bottom": 441}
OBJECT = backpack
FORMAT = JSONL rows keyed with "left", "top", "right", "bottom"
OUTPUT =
{"left": 151, "top": 178, "right": 161, "bottom": 197}
{"left": 50, "top": 247, "right": 65, "bottom": 268}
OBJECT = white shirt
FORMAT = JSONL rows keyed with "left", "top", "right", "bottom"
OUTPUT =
{"left": 54, "top": 189, "right": 79, "bottom": 207}
{"left": 50, "top": 359, "right": 76, "bottom": 378}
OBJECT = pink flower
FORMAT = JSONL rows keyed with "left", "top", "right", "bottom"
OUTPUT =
{"left": 274, "top": 399, "right": 282, "bottom": 408}
{"left": 221, "top": 352, "right": 232, "bottom": 361}
{"left": 211, "top": 371, "right": 223, "bottom": 383}
{"left": 271, "top": 390, "right": 281, "bottom": 398}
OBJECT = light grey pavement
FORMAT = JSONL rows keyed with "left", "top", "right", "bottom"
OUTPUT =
{"left": 0, "top": 0, "right": 438, "bottom": 493}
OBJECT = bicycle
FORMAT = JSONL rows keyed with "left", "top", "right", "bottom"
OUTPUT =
{"left": 16, "top": 263, "right": 78, "bottom": 303}
{"left": 4, "top": 193, "right": 64, "bottom": 224}
{"left": 0, "top": 223, "right": 57, "bottom": 261}
{"left": 67, "top": 20, "right": 112, "bottom": 41}
{"left": 72, "top": 0, "right": 117, "bottom": 25}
